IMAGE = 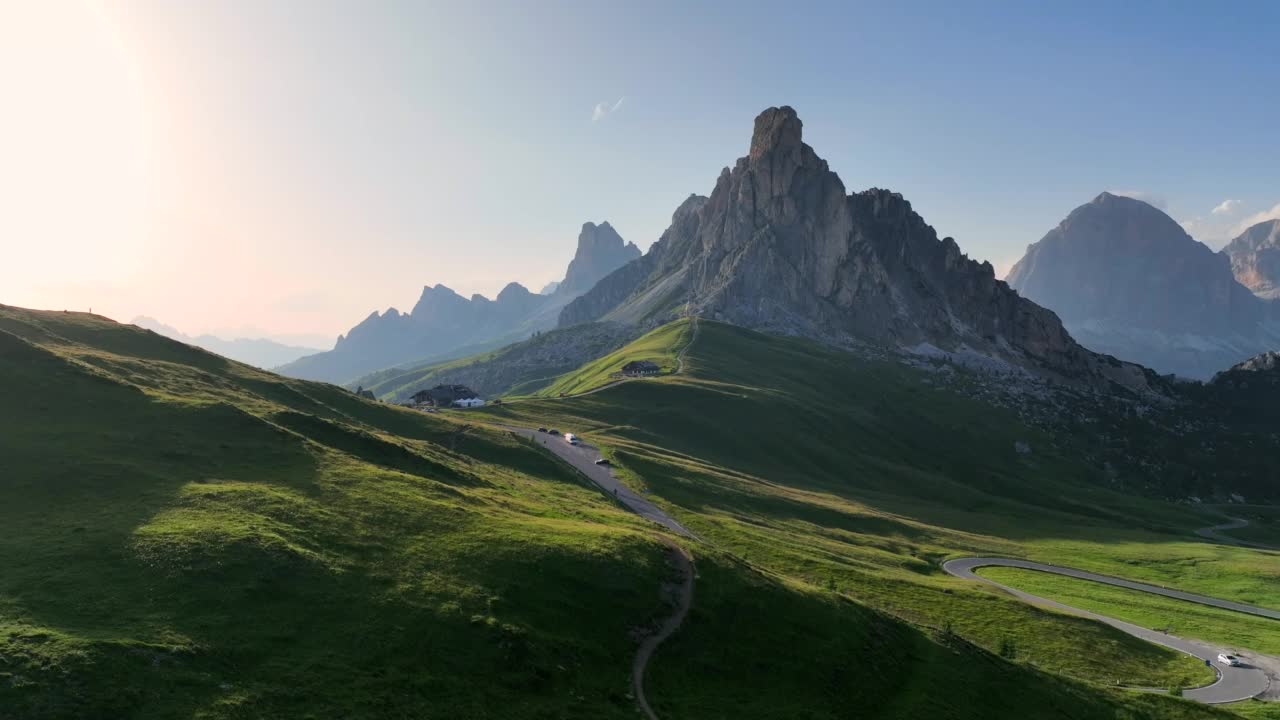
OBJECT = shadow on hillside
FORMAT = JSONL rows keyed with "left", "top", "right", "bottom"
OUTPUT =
{"left": 618, "top": 452, "right": 929, "bottom": 542}
{"left": 272, "top": 411, "right": 481, "bottom": 487}
{"left": 645, "top": 552, "right": 1196, "bottom": 720}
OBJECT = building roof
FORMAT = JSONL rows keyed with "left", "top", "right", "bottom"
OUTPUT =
{"left": 622, "top": 360, "right": 660, "bottom": 372}
{"left": 411, "top": 383, "right": 479, "bottom": 401}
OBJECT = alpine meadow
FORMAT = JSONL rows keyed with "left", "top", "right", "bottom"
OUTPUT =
{"left": 3, "top": 3, "right": 1280, "bottom": 719}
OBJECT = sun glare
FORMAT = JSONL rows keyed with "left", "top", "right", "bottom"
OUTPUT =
{"left": 0, "top": 0, "right": 147, "bottom": 309}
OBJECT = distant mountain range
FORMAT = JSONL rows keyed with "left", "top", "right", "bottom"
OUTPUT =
{"left": 275, "top": 222, "right": 640, "bottom": 384}
{"left": 131, "top": 316, "right": 325, "bottom": 369}
{"left": 290, "top": 107, "right": 1273, "bottom": 392}
{"left": 1006, "top": 193, "right": 1280, "bottom": 379}
{"left": 560, "top": 106, "right": 1153, "bottom": 392}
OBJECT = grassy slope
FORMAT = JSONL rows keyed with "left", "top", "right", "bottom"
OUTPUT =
{"left": 479, "top": 320, "right": 1280, "bottom": 713}
{"left": 1, "top": 307, "right": 1227, "bottom": 720}
{"left": 533, "top": 319, "right": 692, "bottom": 398}
{"left": 0, "top": 307, "right": 677, "bottom": 719}
{"left": 0, "top": 307, "right": 1234, "bottom": 719}
{"left": 1210, "top": 506, "right": 1280, "bottom": 547}
{"left": 979, "top": 567, "right": 1280, "bottom": 656}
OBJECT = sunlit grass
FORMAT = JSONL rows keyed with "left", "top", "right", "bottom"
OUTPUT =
{"left": 979, "top": 566, "right": 1280, "bottom": 656}
{"left": 0, "top": 307, "right": 1255, "bottom": 719}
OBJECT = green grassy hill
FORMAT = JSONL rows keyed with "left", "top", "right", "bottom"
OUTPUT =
{"left": 0, "top": 306, "right": 1259, "bottom": 719}
{"left": 533, "top": 319, "right": 693, "bottom": 398}
{"left": 0, "top": 306, "right": 676, "bottom": 719}
{"left": 481, "top": 319, "right": 1280, "bottom": 716}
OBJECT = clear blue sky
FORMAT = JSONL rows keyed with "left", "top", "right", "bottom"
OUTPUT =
{"left": 5, "top": 0, "right": 1278, "bottom": 338}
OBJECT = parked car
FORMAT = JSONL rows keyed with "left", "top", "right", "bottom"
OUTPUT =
{"left": 549, "top": 429, "right": 561, "bottom": 435}
{"left": 537, "top": 427, "right": 547, "bottom": 433}
{"left": 594, "top": 458, "right": 612, "bottom": 466}
{"left": 1218, "top": 653, "right": 1242, "bottom": 666}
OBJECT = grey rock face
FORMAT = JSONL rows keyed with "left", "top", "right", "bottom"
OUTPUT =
{"left": 557, "top": 222, "right": 641, "bottom": 295}
{"left": 560, "top": 195, "right": 707, "bottom": 327}
{"left": 1007, "top": 193, "right": 1280, "bottom": 379}
{"left": 1210, "top": 351, "right": 1280, "bottom": 396}
{"left": 1223, "top": 219, "right": 1280, "bottom": 300}
{"left": 562, "top": 106, "right": 1139, "bottom": 389}
{"left": 1222, "top": 350, "right": 1280, "bottom": 374}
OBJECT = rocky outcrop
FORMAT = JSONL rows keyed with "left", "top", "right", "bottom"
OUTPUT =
{"left": 558, "top": 222, "right": 641, "bottom": 295}
{"left": 560, "top": 195, "right": 708, "bottom": 327}
{"left": 561, "top": 106, "right": 1143, "bottom": 389}
{"left": 1210, "top": 351, "right": 1280, "bottom": 399}
{"left": 1007, "top": 193, "right": 1280, "bottom": 379}
{"left": 278, "top": 222, "right": 641, "bottom": 384}
{"left": 1223, "top": 219, "right": 1280, "bottom": 300}
{"left": 1219, "top": 350, "right": 1280, "bottom": 375}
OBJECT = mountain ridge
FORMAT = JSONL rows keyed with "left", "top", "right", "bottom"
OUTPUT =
{"left": 276, "top": 221, "right": 640, "bottom": 384}
{"left": 130, "top": 316, "right": 325, "bottom": 369}
{"left": 561, "top": 106, "right": 1152, "bottom": 392}
{"left": 1006, "top": 193, "right": 1280, "bottom": 379}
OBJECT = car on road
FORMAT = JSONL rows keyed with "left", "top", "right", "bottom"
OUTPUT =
{"left": 537, "top": 427, "right": 547, "bottom": 433}
{"left": 564, "top": 433, "right": 578, "bottom": 445}
{"left": 594, "top": 458, "right": 612, "bottom": 466}
{"left": 1218, "top": 653, "right": 1242, "bottom": 666}
{"left": 548, "top": 429, "right": 560, "bottom": 435}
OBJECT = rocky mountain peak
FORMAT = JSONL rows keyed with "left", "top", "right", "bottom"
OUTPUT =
{"left": 1006, "top": 193, "right": 1276, "bottom": 378}
{"left": 558, "top": 221, "right": 641, "bottom": 295}
{"left": 749, "top": 106, "right": 803, "bottom": 160}
{"left": 561, "top": 105, "right": 1149, "bottom": 391}
{"left": 496, "top": 282, "right": 533, "bottom": 302}
{"left": 279, "top": 217, "right": 645, "bottom": 384}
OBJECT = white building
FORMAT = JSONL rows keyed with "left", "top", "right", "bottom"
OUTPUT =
{"left": 453, "top": 397, "right": 486, "bottom": 408}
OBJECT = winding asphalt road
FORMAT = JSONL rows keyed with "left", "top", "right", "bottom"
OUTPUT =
{"left": 943, "top": 557, "right": 1274, "bottom": 703}
{"left": 509, "top": 426, "right": 694, "bottom": 538}
{"left": 1196, "top": 517, "right": 1279, "bottom": 551}
{"left": 502, "top": 315, "right": 702, "bottom": 538}
{"left": 504, "top": 320, "right": 704, "bottom": 719}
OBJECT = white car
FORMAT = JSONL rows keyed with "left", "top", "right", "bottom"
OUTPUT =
{"left": 1217, "top": 653, "right": 1241, "bottom": 666}
{"left": 564, "top": 433, "right": 578, "bottom": 445}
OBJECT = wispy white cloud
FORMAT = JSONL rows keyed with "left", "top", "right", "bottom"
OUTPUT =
{"left": 1231, "top": 203, "right": 1280, "bottom": 238}
{"left": 591, "top": 96, "right": 625, "bottom": 122}
{"left": 1212, "top": 198, "right": 1242, "bottom": 216}
{"left": 1109, "top": 189, "right": 1168, "bottom": 210}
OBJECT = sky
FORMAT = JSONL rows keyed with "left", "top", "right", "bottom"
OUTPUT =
{"left": 2, "top": 0, "right": 1278, "bottom": 344}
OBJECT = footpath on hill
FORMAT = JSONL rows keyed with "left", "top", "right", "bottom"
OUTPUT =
{"left": 633, "top": 540, "right": 694, "bottom": 720}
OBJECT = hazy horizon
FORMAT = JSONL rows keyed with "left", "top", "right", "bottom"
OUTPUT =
{"left": 3, "top": 0, "right": 1278, "bottom": 339}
